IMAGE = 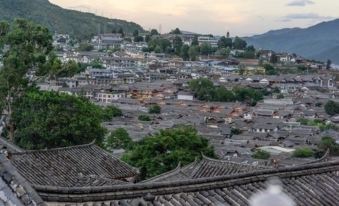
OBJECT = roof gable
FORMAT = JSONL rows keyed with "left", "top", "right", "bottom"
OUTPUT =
{"left": 10, "top": 143, "right": 138, "bottom": 187}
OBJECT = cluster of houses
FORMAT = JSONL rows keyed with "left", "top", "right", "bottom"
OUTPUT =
{"left": 44, "top": 32, "right": 339, "bottom": 165}
{"left": 0, "top": 32, "right": 338, "bottom": 206}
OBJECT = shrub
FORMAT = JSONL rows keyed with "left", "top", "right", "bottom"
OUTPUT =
{"left": 12, "top": 91, "right": 106, "bottom": 150}
{"left": 252, "top": 150, "right": 270, "bottom": 160}
{"left": 105, "top": 128, "right": 132, "bottom": 150}
{"left": 122, "top": 126, "right": 215, "bottom": 179}
{"left": 101, "top": 106, "right": 122, "bottom": 121}
{"left": 138, "top": 115, "right": 151, "bottom": 122}
{"left": 318, "top": 137, "right": 339, "bottom": 155}
{"left": 149, "top": 104, "right": 161, "bottom": 114}
{"left": 293, "top": 147, "right": 314, "bottom": 158}
{"left": 324, "top": 101, "right": 339, "bottom": 116}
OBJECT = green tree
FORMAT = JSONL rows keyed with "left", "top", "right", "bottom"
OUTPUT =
{"left": 231, "top": 128, "right": 242, "bottom": 136}
{"left": 190, "top": 78, "right": 217, "bottom": 101}
{"left": 134, "top": 35, "right": 144, "bottom": 42}
{"left": 218, "top": 36, "right": 232, "bottom": 48}
{"left": 78, "top": 42, "right": 94, "bottom": 51}
{"left": 144, "top": 35, "right": 151, "bottom": 43}
{"left": 106, "top": 128, "right": 132, "bottom": 150}
{"left": 277, "top": 94, "right": 284, "bottom": 99}
{"left": 170, "top": 28, "right": 181, "bottom": 35}
{"left": 148, "top": 37, "right": 172, "bottom": 53}
{"left": 180, "top": 45, "right": 190, "bottom": 61}
{"left": 173, "top": 36, "right": 183, "bottom": 55}
{"left": 12, "top": 91, "right": 106, "bottom": 149}
{"left": 133, "top": 29, "right": 139, "bottom": 37}
{"left": 189, "top": 78, "right": 263, "bottom": 105}
{"left": 102, "top": 106, "right": 122, "bottom": 121}
{"left": 122, "top": 126, "right": 215, "bottom": 179}
{"left": 233, "top": 37, "right": 247, "bottom": 50}
{"left": 242, "top": 46, "right": 256, "bottom": 59}
{"left": 215, "top": 48, "right": 230, "bottom": 58}
{"left": 150, "top": 29, "right": 159, "bottom": 36}
{"left": 318, "top": 137, "right": 339, "bottom": 155}
{"left": 149, "top": 104, "right": 161, "bottom": 114}
{"left": 0, "top": 19, "right": 55, "bottom": 141}
{"left": 214, "top": 87, "right": 235, "bottom": 102}
{"left": 90, "top": 58, "right": 104, "bottom": 69}
{"left": 200, "top": 43, "right": 212, "bottom": 55}
{"left": 117, "top": 27, "right": 125, "bottom": 37}
{"left": 188, "top": 46, "right": 199, "bottom": 61}
{"left": 264, "top": 64, "right": 278, "bottom": 75}
{"left": 293, "top": 147, "right": 314, "bottom": 158}
{"left": 138, "top": 115, "right": 151, "bottom": 122}
{"left": 55, "top": 60, "right": 83, "bottom": 78}
{"left": 233, "top": 87, "right": 264, "bottom": 106}
{"left": 325, "top": 101, "right": 339, "bottom": 116}
{"left": 326, "top": 59, "right": 332, "bottom": 70}
{"left": 191, "top": 35, "right": 199, "bottom": 46}
{"left": 270, "top": 53, "right": 278, "bottom": 64}
{"left": 252, "top": 150, "right": 270, "bottom": 160}
{"left": 37, "top": 53, "right": 62, "bottom": 80}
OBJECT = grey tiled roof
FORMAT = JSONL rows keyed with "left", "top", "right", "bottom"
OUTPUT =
{"left": 33, "top": 161, "right": 339, "bottom": 205}
{"left": 143, "top": 156, "right": 267, "bottom": 183}
{"left": 0, "top": 154, "right": 45, "bottom": 206}
{"left": 10, "top": 143, "right": 138, "bottom": 187}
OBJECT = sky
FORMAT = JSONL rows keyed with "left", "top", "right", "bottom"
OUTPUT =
{"left": 50, "top": 0, "right": 339, "bottom": 36}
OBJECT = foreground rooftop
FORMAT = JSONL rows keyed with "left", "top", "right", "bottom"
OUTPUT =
{"left": 0, "top": 141, "right": 338, "bottom": 206}
{"left": 9, "top": 142, "right": 139, "bottom": 187}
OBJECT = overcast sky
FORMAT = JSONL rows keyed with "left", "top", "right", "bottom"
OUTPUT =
{"left": 50, "top": 0, "right": 338, "bottom": 36}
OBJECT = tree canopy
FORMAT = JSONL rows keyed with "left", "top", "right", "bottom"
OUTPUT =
{"left": 0, "top": 19, "right": 56, "bottom": 141}
{"left": 78, "top": 42, "right": 94, "bottom": 51}
{"left": 122, "top": 126, "right": 215, "bottom": 179}
{"left": 189, "top": 78, "right": 264, "bottom": 105}
{"left": 170, "top": 28, "right": 181, "bottom": 35}
{"left": 105, "top": 128, "right": 132, "bottom": 151}
{"left": 150, "top": 29, "right": 159, "bottom": 36}
{"left": 148, "top": 104, "right": 161, "bottom": 114}
{"left": 318, "top": 136, "right": 339, "bottom": 155}
{"left": 233, "top": 37, "right": 247, "bottom": 50}
{"left": 293, "top": 147, "right": 314, "bottom": 158}
{"left": 102, "top": 106, "right": 123, "bottom": 121}
{"left": 325, "top": 101, "right": 339, "bottom": 116}
{"left": 147, "top": 37, "right": 172, "bottom": 53}
{"left": 218, "top": 36, "right": 232, "bottom": 49}
{"left": 138, "top": 115, "right": 151, "bottom": 122}
{"left": 264, "top": 64, "right": 278, "bottom": 75}
{"left": 252, "top": 149, "right": 270, "bottom": 160}
{"left": 12, "top": 90, "right": 107, "bottom": 150}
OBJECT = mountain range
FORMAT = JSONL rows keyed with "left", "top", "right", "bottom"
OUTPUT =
{"left": 0, "top": 0, "right": 143, "bottom": 40}
{"left": 245, "top": 19, "right": 339, "bottom": 64}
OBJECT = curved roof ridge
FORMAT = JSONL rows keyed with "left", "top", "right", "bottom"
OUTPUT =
{"left": 180, "top": 158, "right": 199, "bottom": 170}
{"left": 0, "top": 137, "right": 25, "bottom": 153}
{"left": 142, "top": 159, "right": 202, "bottom": 183}
{"left": 32, "top": 160, "right": 339, "bottom": 196}
{"left": 302, "top": 149, "right": 331, "bottom": 165}
{"left": 141, "top": 163, "right": 182, "bottom": 183}
{"left": 201, "top": 154, "right": 266, "bottom": 168}
{"left": 10, "top": 140, "right": 96, "bottom": 155}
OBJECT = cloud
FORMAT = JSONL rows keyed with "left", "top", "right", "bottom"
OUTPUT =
{"left": 287, "top": 0, "right": 314, "bottom": 7}
{"left": 282, "top": 13, "right": 333, "bottom": 22}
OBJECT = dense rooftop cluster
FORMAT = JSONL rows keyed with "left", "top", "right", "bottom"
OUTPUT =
{"left": 1, "top": 20, "right": 339, "bottom": 206}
